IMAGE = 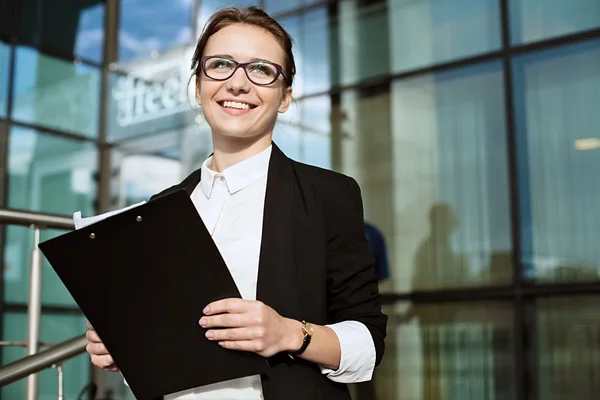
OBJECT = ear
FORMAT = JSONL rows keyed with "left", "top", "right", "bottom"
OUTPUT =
{"left": 195, "top": 76, "right": 202, "bottom": 106}
{"left": 278, "top": 86, "right": 293, "bottom": 113}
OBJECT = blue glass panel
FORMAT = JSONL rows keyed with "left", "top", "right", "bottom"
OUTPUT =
{"left": 512, "top": 39, "right": 600, "bottom": 282}
{"left": 509, "top": 0, "right": 600, "bottom": 44}
{"left": 12, "top": 47, "right": 100, "bottom": 138}
{"left": 389, "top": 0, "right": 502, "bottom": 72}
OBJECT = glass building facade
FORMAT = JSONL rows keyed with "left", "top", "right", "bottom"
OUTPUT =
{"left": 0, "top": 0, "right": 599, "bottom": 399}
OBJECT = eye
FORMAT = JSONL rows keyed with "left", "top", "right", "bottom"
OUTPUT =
{"left": 207, "top": 58, "right": 234, "bottom": 70}
{"left": 248, "top": 62, "right": 275, "bottom": 76}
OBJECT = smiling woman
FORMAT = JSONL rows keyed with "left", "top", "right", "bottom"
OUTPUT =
{"left": 84, "top": 6, "right": 387, "bottom": 400}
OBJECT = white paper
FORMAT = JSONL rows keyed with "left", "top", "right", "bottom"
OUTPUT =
{"left": 73, "top": 201, "right": 147, "bottom": 230}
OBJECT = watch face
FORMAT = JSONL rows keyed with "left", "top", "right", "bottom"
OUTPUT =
{"left": 305, "top": 322, "right": 314, "bottom": 336}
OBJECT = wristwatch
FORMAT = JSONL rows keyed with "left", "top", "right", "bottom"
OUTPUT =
{"left": 289, "top": 320, "right": 313, "bottom": 356}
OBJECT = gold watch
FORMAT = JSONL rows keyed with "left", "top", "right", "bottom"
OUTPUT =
{"left": 289, "top": 320, "right": 313, "bottom": 356}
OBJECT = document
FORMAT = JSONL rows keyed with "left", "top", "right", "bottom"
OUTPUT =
{"left": 39, "top": 189, "right": 270, "bottom": 400}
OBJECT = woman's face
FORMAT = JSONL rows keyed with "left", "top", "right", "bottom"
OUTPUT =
{"left": 196, "top": 23, "right": 292, "bottom": 141}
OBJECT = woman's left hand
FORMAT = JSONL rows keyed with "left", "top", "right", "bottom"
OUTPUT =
{"left": 199, "top": 298, "right": 299, "bottom": 358}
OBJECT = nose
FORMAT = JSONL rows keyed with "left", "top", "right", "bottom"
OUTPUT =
{"left": 226, "top": 67, "right": 251, "bottom": 94}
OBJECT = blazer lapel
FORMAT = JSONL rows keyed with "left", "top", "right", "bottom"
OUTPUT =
{"left": 255, "top": 144, "right": 301, "bottom": 320}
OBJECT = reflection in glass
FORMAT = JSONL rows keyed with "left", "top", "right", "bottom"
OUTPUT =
{"left": 4, "top": 126, "right": 96, "bottom": 305}
{"left": 273, "top": 96, "right": 331, "bottom": 168}
{"left": 273, "top": 99, "right": 302, "bottom": 161}
{"left": 265, "top": 0, "right": 301, "bottom": 16}
{"left": 390, "top": 62, "right": 512, "bottom": 292}
{"left": 333, "top": 1, "right": 390, "bottom": 86}
{"left": 509, "top": 0, "right": 600, "bottom": 45}
{"left": 0, "top": 42, "right": 9, "bottom": 117}
{"left": 12, "top": 47, "right": 100, "bottom": 137}
{"left": 1, "top": 312, "right": 90, "bottom": 399}
{"left": 119, "top": 0, "right": 194, "bottom": 61}
{"left": 513, "top": 40, "right": 600, "bottom": 282}
{"left": 533, "top": 296, "right": 600, "bottom": 399}
{"left": 375, "top": 302, "right": 515, "bottom": 400}
{"left": 196, "top": 0, "right": 259, "bottom": 33}
{"left": 300, "top": 96, "right": 331, "bottom": 169}
{"left": 8, "top": 126, "right": 97, "bottom": 214}
{"left": 389, "top": 0, "right": 501, "bottom": 73}
{"left": 19, "top": 0, "right": 105, "bottom": 62}
{"left": 281, "top": 7, "right": 331, "bottom": 97}
{"left": 3, "top": 227, "right": 79, "bottom": 306}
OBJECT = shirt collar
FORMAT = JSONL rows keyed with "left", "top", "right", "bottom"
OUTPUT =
{"left": 199, "top": 145, "right": 272, "bottom": 198}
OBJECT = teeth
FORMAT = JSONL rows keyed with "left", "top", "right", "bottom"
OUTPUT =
{"left": 223, "top": 101, "right": 250, "bottom": 110}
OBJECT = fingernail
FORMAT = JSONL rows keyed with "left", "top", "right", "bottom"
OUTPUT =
{"left": 199, "top": 318, "right": 207, "bottom": 327}
{"left": 218, "top": 342, "right": 225, "bottom": 346}
{"left": 203, "top": 306, "right": 210, "bottom": 314}
{"left": 205, "top": 331, "right": 213, "bottom": 339}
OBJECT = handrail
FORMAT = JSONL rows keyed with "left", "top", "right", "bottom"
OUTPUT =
{"left": 0, "top": 208, "right": 74, "bottom": 230}
{"left": 0, "top": 207, "right": 79, "bottom": 397}
{"left": 0, "top": 334, "right": 87, "bottom": 387}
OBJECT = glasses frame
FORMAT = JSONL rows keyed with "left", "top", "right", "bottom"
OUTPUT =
{"left": 200, "top": 56, "right": 289, "bottom": 86}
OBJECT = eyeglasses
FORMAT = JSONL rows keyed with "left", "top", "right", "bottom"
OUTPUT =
{"left": 200, "top": 56, "right": 289, "bottom": 86}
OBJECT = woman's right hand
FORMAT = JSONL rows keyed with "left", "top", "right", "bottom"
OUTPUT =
{"left": 85, "top": 320, "right": 119, "bottom": 372}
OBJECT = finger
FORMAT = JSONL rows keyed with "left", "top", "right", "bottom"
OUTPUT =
{"left": 86, "top": 320, "right": 94, "bottom": 330}
{"left": 205, "top": 327, "right": 258, "bottom": 341}
{"left": 200, "top": 313, "right": 247, "bottom": 328}
{"left": 86, "top": 329, "right": 103, "bottom": 343}
{"left": 90, "top": 354, "right": 115, "bottom": 369}
{"left": 106, "top": 365, "right": 120, "bottom": 372}
{"left": 204, "top": 298, "right": 254, "bottom": 315}
{"left": 219, "top": 340, "right": 263, "bottom": 353}
{"left": 86, "top": 342, "right": 110, "bottom": 356}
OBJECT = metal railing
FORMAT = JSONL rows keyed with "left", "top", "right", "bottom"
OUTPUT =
{"left": 0, "top": 208, "right": 87, "bottom": 400}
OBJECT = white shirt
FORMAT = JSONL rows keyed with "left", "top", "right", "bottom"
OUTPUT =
{"left": 77, "top": 145, "right": 376, "bottom": 399}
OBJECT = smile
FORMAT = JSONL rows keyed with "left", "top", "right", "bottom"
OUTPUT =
{"left": 218, "top": 100, "right": 257, "bottom": 110}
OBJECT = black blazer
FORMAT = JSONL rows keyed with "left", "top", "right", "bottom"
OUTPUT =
{"left": 149, "top": 143, "right": 387, "bottom": 400}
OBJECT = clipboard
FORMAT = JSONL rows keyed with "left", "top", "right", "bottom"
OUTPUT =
{"left": 38, "top": 189, "right": 270, "bottom": 400}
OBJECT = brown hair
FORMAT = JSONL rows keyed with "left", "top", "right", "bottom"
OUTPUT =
{"left": 190, "top": 6, "right": 296, "bottom": 86}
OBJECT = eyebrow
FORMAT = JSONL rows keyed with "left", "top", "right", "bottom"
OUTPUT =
{"left": 210, "top": 54, "right": 276, "bottom": 64}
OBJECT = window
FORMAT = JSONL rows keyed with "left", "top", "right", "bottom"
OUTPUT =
{"left": 119, "top": 0, "right": 195, "bottom": 62}
{"left": 531, "top": 296, "right": 600, "bottom": 399}
{"left": 273, "top": 95, "right": 332, "bottom": 168}
{"left": 196, "top": 0, "right": 259, "bottom": 33}
{"left": 18, "top": 0, "right": 105, "bottom": 63}
{"left": 280, "top": 7, "right": 332, "bottom": 97}
{"left": 509, "top": 0, "right": 600, "bottom": 45}
{"left": 378, "top": 301, "right": 515, "bottom": 399}
{"left": 12, "top": 47, "right": 100, "bottom": 138}
{"left": 1, "top": 313, "right": 91, "bottom": 399}
{"left": 389, "top": 62, "right": 512, "bottom": 292}
{"left": 0, "top": 42, "right": 9, "bottom": 117}
{"left": 332, "top": 0, "right": 390, "bottom": 86}
{"left": 513, "top": 39, "right": 600, "bottom": 282}
{"left": 264, "top": 0, "right": 301, "bottom": 16}
{"left": 4, "top": 126, "right": 97, "bottom": 306}
{"left": 389, "top": 0, "right": 502, "bottom": 73}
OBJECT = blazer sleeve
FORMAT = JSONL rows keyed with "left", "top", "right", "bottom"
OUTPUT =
{"left": 323, "top": 175, "right": 388, "bottom": 366}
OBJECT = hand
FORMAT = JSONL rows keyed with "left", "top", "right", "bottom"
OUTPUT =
{"left": 85, "top": 320, "right": 119, "bottom": 372}
{"left": 199, "top": 299, "right": 302, "bottom": 358}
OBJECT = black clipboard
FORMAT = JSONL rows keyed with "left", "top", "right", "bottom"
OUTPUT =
{"left": 38, "top": 189, "right": 270, "bottom": 400}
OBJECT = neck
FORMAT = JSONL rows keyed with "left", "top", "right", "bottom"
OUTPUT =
{"left": 209, "top": 133, "right": 272, "bottom": 172}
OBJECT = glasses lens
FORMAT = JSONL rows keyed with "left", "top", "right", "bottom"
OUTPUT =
{"left": 246, "top": 62, "right": 278, "bottom": 85}
{"left": 204, "top": 58, "right": 236, "bottom": 80}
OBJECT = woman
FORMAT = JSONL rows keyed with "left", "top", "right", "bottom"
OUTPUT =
{"left": 85, "top": 6, "right": 387, "bottom": 400}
